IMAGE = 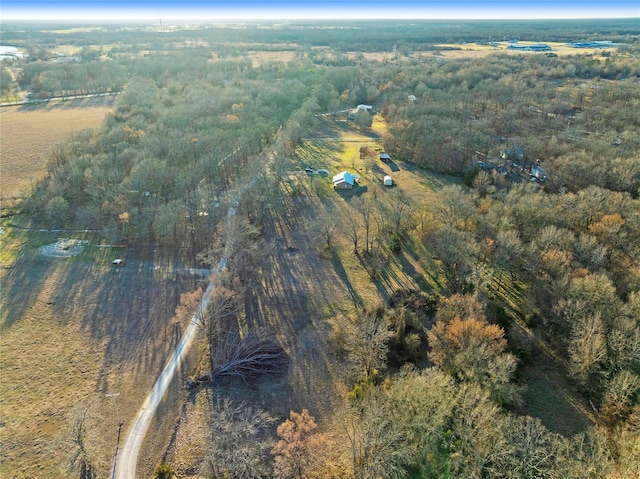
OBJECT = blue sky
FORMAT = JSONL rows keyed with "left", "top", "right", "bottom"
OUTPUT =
{"left": 2, "top": 1, "right": 639, "bottom": 21}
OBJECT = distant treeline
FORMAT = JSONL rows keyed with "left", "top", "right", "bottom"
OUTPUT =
{"left": 3, "top": 19, "right": 639, "bottom": 54}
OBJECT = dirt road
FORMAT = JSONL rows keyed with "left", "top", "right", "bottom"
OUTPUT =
{"left": 113, "top": 279, "right": 216, "bottom": 479}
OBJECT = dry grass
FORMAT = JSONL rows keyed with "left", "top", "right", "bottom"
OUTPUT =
{"left": 246, "top": 50, "right": 298, "bottom": 67}
{"left": 0, "top": 229, "right": 201, "bottom": 478}
{"left": 433, "top": 42, "right": 617, "bottom": 58}
{"left": 0, "top": 100, "right": 114, "bottom": 201}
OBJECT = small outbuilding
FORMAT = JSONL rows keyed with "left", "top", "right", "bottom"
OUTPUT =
{"left": 531, "top": 165, "right": 548, "bottom": 181}
{"left": 332, "top": 171, "right": 360, "bottom": 189}
{"left": 379, "top": 152, "right": 391, "bottom": 162}
{"left": 383, "top": 175, "right": 393, "bottom": 186}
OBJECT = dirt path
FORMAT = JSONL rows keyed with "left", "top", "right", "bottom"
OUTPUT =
{"left": 115, "top": 133, "right": 278, "bottom": 478}
{"left": 114, "top": 280, "right": 215, "bottom": 479}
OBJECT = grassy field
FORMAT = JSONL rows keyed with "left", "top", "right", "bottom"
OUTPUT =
{"left": 433, "top": 41, "right": 618, "bottom": 58}
{"left": 0, "top": 99, "right": 114, "bottom": 203}
{"left": 0, "top": 224, "right": 203, "bottom": 478}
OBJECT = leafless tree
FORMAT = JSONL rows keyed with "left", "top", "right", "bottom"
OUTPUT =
{"left": 342, "top": 395, "right": 413, "bottom": 479}
{"left": 343, "top": 311, "right": 393, "bottom": 379}
{"left": 342, "top": 204, "right": 361, "bottom": 254}
{"left": 69, "top": 403, "right": 96, "bottom": 479}
{"left": 206, "top": 397, "right": 276, "bottom": 479}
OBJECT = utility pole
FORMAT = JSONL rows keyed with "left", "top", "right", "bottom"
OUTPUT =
{"left": 107, "top": 392, "right": 121, "bottom": 479}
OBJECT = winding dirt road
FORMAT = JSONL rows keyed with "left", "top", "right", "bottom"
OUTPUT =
{"left": 113, "top": 130, "right": 277, "bottom": 478}
{"left": 113, "top": 279, "right": 216, "bottom": 478}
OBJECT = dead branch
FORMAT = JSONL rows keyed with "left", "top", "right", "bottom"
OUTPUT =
{"left": 188, "top": 328, "right": 288, "bottom": 389}
{"left": 211, "top": 328, "right": 289, "bottom": 382}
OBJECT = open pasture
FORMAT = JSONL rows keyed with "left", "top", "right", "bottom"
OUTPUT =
{"left": 0, "top": 100, "right": 114, "bottom": 202}
{"left": 0, "top": 226, "right": 201, "bottom": 478}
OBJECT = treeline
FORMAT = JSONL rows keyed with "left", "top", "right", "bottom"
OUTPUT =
{"left": 4, "top": 18, "right": 640, "bottom": 53}
{"left": 378, "top": 51, "right": 640, "bottom": 183}
{"left": 24, "top": 55, "right": 355, "bottom": 252}
{"left": 22, "top": 27, "right": 640, "bottom": 477}
{"left": 19, "top": 60, "right": 126, "bottom": 98}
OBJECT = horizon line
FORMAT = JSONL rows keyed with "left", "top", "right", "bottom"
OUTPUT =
{"left": 3, "top": 15, "right": 639, "bottom": 22}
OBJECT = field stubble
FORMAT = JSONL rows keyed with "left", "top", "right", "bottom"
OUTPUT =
{"left": 0, "top": 100, "right": 114, "bottom": 202}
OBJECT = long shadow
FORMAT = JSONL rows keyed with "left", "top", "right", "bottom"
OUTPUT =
{"left": 40, "top": 244, "right": 197, "bottom": 387}
{"left": 402, "top": 235, "right": 446, "bottom": 292}
{"left": 386, "top": 160, "right": 401, "bottom": 173}
{"left": 0, "top": 231, "right": 65, "bottom": 330}
{"left": 329, "top": 249, "right": 364, "bottom": 309}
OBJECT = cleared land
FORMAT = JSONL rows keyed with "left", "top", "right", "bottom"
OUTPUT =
{"left": 163, "top": 116, "right": 593, "bottom": 477}
{"left": 0, "top": 99, "right": 114, "bottom": 202}
{"left": 0, "top": 229, "right": 203, "bottom": 478}
{"left": 433, "top": 41, "right": 618, "bottom": 58}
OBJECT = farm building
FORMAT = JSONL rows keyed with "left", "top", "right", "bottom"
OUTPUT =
{"left": 384, "top": 175, "right": 393, "bottom": 186}
{"left": 567, "top": 41, "right": 617, "bottom": 49}
{"left": 500, "top": 146, "right": 524, "bottom": 161}
{"left": 379, "top": 152, "right": 391, "bottom": 162}
{"left": 507, "top": 43, "right": 552, "bottom": 52}
{"left": 332, "top": 171, "right": 360, "bottom": 189}
{"left": 531, "top": 165, "right": 548, "bottom": 181}
{"left": 357, "top": 104, "right": 373, "bottom": 111}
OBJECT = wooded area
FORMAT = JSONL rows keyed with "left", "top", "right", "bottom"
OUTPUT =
{"left": 2, "top": 18, "right": 639, "bottom": 478}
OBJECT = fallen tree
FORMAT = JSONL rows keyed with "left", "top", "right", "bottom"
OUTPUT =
{"left": 187, "top": 328, "right": 288, "bottom": 389}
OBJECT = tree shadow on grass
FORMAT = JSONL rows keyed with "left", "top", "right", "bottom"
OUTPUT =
{"left": 0, "top": 253, "right": 60, "bottom": 330}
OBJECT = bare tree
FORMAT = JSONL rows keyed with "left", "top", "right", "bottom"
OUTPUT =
{"left": 433, "top": 184, "right": 476, "bottom": 231}
{"left": 342, "top": 204, "right": 361, "bottom": 254}
{"left": 343, "top": 310, "right": 393, "bottom": 379}
{"left": 207, "top": 397, "right": 276, "bottom": 479}
{"left": 567, "top": 312, "right": 607, "bottom": 390}
{"left": 352, "top": 195, "right": 377, "bottom": 254}
{"left": 315, "top": 209, "right": 338, "bottom": 251}
{"left": 492, "top": 416, "right": 563, "bottom": 479}
{"left": 386, "top": 189, "right": 414, "bottom": 235}
{"left": 342, "top": 395, "right": 414, "bottom": 479}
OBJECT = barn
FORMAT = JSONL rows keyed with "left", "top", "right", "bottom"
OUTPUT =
{"left": 332, "top": 171, "right": 360, "bottom": 189}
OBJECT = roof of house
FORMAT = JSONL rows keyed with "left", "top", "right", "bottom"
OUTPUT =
{"left": 379, "top": 152, "right": 391, "bottom": 160}
{"left": 332, "top": 171, "right": 360, "bottom": 185}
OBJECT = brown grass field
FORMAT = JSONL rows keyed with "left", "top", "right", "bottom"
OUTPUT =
{"left": 433, "top": 41, "right": 617, "bottom": 58}
{"left": 0, "top": 99, "right": 114, "bottom": 202}
{"left": 0, "top": 232, "right": 203, "bottom": 478}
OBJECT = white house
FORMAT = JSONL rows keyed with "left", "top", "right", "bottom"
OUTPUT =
{"left": 383, "top": 175, "right": 393, "bottom": 186}
{"left": 332, "top": 171, "right": 360, "bottom": 189}
{"left": 357, "top": 104, "right": 373, "bottom": 111}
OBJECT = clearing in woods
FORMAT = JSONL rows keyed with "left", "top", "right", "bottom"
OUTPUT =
{"left": 164, "top": 113, "right": 594, "bottom": 476}
{"left": 0, "top": 99, "right": 114, "bottom": 202}
{"left": 0, "top": 111, "right": 594, "bottom": 477}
